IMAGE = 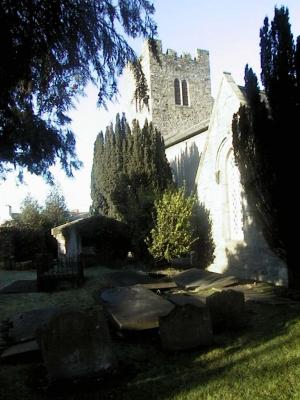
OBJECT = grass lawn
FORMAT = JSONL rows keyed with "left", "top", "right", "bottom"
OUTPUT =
{"left": 0, "top": 266, "right": 300, "bottom": 400}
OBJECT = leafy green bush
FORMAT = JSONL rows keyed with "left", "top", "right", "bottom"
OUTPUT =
{"left": 147, "top": 188, "right": 215, "bottom": 268}
{"left": 147, "top": 188, "right": 197, "bottom": 262}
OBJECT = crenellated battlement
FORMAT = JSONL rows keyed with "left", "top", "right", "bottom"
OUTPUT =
{"left": 143, "top": 40, "right": 209, "bottom": 64}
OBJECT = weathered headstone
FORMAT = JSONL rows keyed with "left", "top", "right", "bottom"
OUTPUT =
{"left": 100, "top": 286, "right": 174, "bottom": 330}
{"left": 37, "top": 308, "right": 116, "bottom": 382}
{"left": 206, "top": 289, "right": 245, "bottom": 331}
{"left": 159, "top": 298, "right": 213, "bottom": 351}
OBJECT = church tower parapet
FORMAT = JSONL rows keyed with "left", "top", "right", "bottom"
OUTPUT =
{"left": 138, "top": 40, "right": 213, "bottom": 140}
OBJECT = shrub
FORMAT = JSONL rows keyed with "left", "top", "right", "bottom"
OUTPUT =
{"left": 147, "top": 188, "right": 197, "bottom": 262}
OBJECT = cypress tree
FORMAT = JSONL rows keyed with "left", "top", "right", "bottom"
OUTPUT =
{"left": 90, "top": 115, "right": 172, "bottom": 257}
{"left": 232, "top": 6, "right": 299, "bottom": 288}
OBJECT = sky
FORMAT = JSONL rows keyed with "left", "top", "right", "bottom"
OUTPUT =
{"left": 1, "top": 0, "right": 300, "bottom": 214}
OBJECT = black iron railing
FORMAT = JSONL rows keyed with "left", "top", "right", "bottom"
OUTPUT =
{"left": 36, "top": 255, "right": 84, "bottom": 291}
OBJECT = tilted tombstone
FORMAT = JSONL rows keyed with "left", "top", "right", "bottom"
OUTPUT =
{"left": 37, "top": 308, "right": 117, "bottom": 382}
{"left": 159, "top": 295, "right": 213, "bottom": 351}
{"left": 206, "top": 289, "right": 245, "bottom": 332}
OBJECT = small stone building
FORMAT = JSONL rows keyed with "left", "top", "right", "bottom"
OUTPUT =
{"left": 51, "top": 215, "right": 130, "bottom": 264}
{"left": 122, "top": 40, "right": 287, "bottom": 285}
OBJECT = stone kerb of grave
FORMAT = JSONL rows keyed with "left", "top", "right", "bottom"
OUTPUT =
{"left": 206, "top": 289, "right": 245, "bottom": 331}
{"left": 159, "top": 294, "right": 213, "bottom": 351}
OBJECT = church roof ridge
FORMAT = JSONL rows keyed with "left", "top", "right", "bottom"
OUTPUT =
{"left": 164, "top": 119, "right": 210, "bottom": 148}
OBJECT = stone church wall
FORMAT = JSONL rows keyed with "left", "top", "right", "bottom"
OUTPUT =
{"left": 165, "top": 131, "right": 207, "bottom": 195}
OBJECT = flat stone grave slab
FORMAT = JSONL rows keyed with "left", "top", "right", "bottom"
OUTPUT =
{"left": 1, "top": 340, "right": 39, "bottom": 361}
{"left": 0, "top": 280, "right": 37, "bottom": 294}
{"left": 223, "top": 284, "right": 297, "bottom": 305}
{"left": 7, "top": 307, "right": 61, "bottom": 343}
{"left": 100, "top": 286, "right": 174, "bottom": 330}
{"left": 173, "top": 268, "right": 239, "bottom": 290}
{"left": 103, "top": 270, "right": 157, "bottom": 288}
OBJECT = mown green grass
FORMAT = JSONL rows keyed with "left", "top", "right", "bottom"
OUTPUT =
{"left": 0, "top": 267, "right": 300, "bottom": 400}
{"left": 121, "top": 303, "right": 300, "bottom": 400}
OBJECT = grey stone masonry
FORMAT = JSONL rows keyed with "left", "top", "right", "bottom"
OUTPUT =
{"left": 141, "top": 40, "right": 214, "bottom": 141}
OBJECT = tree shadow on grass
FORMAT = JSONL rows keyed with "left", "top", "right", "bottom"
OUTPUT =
{"left": 1, "top": 302, "right": 300, "bottom": 400}
{"left": 119, "top": 302, "right": 300, "bottom": 400}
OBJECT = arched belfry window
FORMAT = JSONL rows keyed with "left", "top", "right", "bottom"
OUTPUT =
{"left": 174, "top": 79, "right": 189, "bottom": 106}
{"left": 174, "top": 79, "right": 181, "bottom": 105}
{"left": 181, "top": 80, "right": 189, "bottom": 105}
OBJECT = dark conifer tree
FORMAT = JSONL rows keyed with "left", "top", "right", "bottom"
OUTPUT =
{"left": 232, "top": 6, "right": 299, "bottom": 288}
{"left": 90, "top": 115, "right": 172, "bottom": 257}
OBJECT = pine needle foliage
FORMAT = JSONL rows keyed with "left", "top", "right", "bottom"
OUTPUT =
{"left": 0, "top": 1, "right": 157, "bottom": 181}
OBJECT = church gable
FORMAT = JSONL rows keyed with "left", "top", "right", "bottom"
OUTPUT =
{"left": 196, "top": 73, "right": 286, "bottom": 284}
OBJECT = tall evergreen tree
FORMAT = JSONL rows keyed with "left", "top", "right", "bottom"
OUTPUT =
{"left": 232, "top": 6, "right": 299, "bottom": 288}
{"left": 0, "top": 1, "right": 157, "bottom": 181}
{"left": 91, "top": 114, "right": 172, "bottom": 257}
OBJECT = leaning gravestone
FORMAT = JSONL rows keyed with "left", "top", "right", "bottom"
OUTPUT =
{"left": 206, "top": 289, "right": 245, "bottom": 332}
{"left": 37, "top": 308, "right": 117, "bottom": 382}
{"left": 159, "top": 295, "right": 213, "bottom": 351}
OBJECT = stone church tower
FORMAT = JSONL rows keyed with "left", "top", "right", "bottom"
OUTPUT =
{"left": 123, "top": 40, "right": 213, "bottom": 142}
{"left": 123, "top": 41, "right": 287, "bottom": 285}
{"left": 138, "top": 40, "right": 213, "bottom": 141}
